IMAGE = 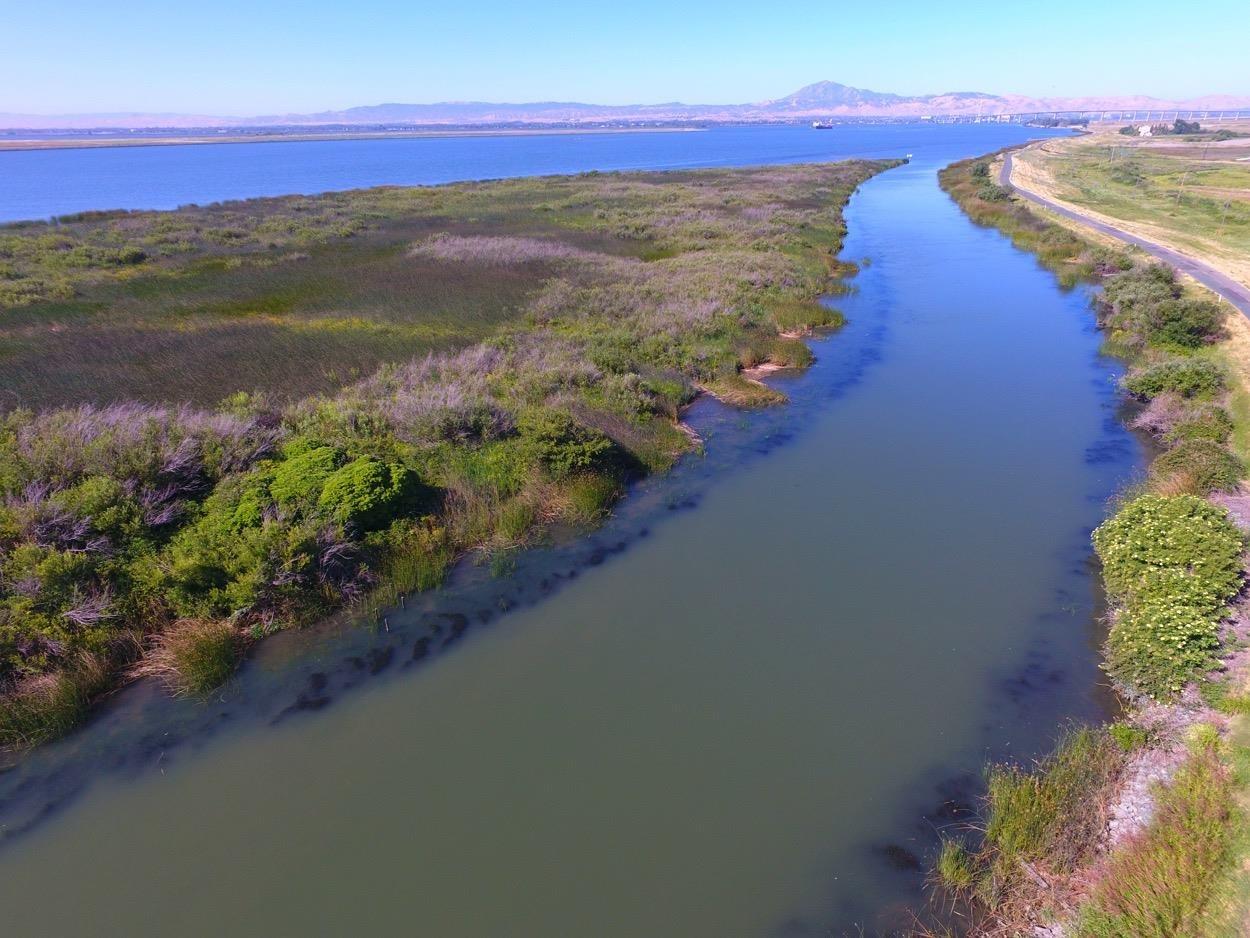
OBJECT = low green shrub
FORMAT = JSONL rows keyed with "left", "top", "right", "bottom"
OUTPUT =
{"left": 1163, "top": 405, "right": 1233, "bottom": 444}
{"left": 318, "top": 457, "right": 419, "bottom": 531}
{"left": 977, "top": 182, "right": 1011, "bottom": 202}
{"left": 1124, "top": 358, "right": 1225, "bottom": 399}
{"left": 270, "top": 445, "right": 341, "bottom": 507}
{"left": 1095, "top": 500, "right": 1240, "bottom": 700}
{"left": 445, "top": 440, "right": 530, "bottom": 499}
{"left": 1145, "top": 299, "right": 1223, "bottom": 349}
{"left": 1149, "top": 438, "right": 1242, "bottom": 494}
{"left": 517, "top": 408, "right": 616, "bottom": 479}
{"left": 162, "top": 514, "right": 300, "bottom": 618}
{"left": 1108, "top": 722, "right": 1150, "bottom": 752}
{"left": 1094, "top": 495, "right": 1242, "bottom": 698}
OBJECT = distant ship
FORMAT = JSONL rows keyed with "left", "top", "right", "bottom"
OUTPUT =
{"left": 811, "top": 120, "right": 835, "bottom": 129}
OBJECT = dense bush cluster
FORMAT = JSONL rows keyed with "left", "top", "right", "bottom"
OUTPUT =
{"left": 1094, "top": 495, "right": 1243, "bottom": 698}
{"left": 0, "top": 351, "right": 657, "bottom": 742}
{"left": 1100, "top": 264, "right": 1223, "bottom": 352}
{"left": 0, "top": 331, "right": 678, "bottom": 740}
{"left": 1100, "top": 265, "right": 1240, "bottom": 496}
{"left": 1123, "top": 358, "right": 1225, "bottom": 399}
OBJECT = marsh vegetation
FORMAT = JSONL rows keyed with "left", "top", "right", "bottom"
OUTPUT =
{"left": 0, "top": 165, "right": 879, "bottom": 409}
{"left": 0, "top": 160, "right": 896, "bottom": 745}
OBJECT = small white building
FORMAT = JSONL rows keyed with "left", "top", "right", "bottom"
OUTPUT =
{"left": 1137, "top": 124, "right": 1153, "bottom": 137}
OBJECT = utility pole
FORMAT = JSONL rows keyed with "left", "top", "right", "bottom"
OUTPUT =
{"left": 1176, "top": 168, "right": 1191, "bottom": 207}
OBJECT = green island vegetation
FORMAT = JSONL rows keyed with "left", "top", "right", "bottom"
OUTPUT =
{"left": 0, "top": 159, "right": 899, "bottom": 747}
{"left": 932, "top": 152, "right": 1250, "bottom": 935}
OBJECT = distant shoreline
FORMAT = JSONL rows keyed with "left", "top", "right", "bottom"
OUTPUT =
{"left": 0, "top": 126, "right": 705, "bottom": 153}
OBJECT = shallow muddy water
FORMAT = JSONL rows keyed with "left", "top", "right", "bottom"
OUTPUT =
{"left": 0, "top": 131, "right": 1141, "bottom": 936}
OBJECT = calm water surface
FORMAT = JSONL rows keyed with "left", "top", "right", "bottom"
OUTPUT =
{"left": 0, "top": 127, "right": 1141, "bottom": 935}
{"left": 7, "top": 123, "right": 1039, "bottom": 222}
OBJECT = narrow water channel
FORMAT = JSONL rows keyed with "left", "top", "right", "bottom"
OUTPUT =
{"left": 0, "top": 153, "right": 1141, "bottom": 935}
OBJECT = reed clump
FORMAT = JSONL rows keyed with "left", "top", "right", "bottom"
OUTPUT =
{"left": 132, "top": 619, "right": 239, "bottom": 696}
{"left": 935, "top": 729, "right": 1125, "bottom": 931}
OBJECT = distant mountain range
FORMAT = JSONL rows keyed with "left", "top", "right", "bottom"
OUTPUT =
{"left": 4, "top": 81, "right": 1249, "bottom": 130}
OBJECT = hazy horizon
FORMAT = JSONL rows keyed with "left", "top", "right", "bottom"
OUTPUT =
{"left": 3, "top": 79, "right": 1249, "bottom": 121}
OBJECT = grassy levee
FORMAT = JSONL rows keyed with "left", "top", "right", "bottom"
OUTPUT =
{"left": 0, "top": 159, "right": 901, "bottom": 748}
{"left": 1012, "top": 132, "right": 1250, "bottom": 291}
{"left": 931, "top": 153, "right": 1250, "bottom": 936}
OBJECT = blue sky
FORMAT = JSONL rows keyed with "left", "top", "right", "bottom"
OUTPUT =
{"left": 3, "top": 0, "right": 1247, "bottom": 114}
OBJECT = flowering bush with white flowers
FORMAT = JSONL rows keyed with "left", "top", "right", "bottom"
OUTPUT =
{"left": 1106, "top": 597, "right": 1223, "bottom": 698}
{"left": 1093, "top": 494, "right": 1244, "bottom": 698}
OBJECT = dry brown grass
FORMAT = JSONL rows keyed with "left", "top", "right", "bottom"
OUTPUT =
{"left": 0, "top": 651, "right": 111, "bottom": 749}
{"left": 1011, "top": 137, "right": 1250, "bottom": 292}
{"left": 699, "top": 374, "right": 787, "bottom": 408}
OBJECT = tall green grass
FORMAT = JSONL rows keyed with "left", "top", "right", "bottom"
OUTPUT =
{"left": 1076, "top": 735, "right": 1234, "bottom": 937}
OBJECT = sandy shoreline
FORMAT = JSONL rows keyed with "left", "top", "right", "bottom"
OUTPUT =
{"left": 0, "top": 126, "right": 704, "bottom": 153}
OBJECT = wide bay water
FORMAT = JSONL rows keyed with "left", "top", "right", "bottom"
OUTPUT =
{"left": 9, "top": 123, "right": 1038, "bottom": 223}
{"left": 0, "top": 125, "right": 1142, "bottom": 935}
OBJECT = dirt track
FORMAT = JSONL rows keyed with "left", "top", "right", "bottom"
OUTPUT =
{"left": 1001, "top": 150, "right": 1250, "bottom": 319}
